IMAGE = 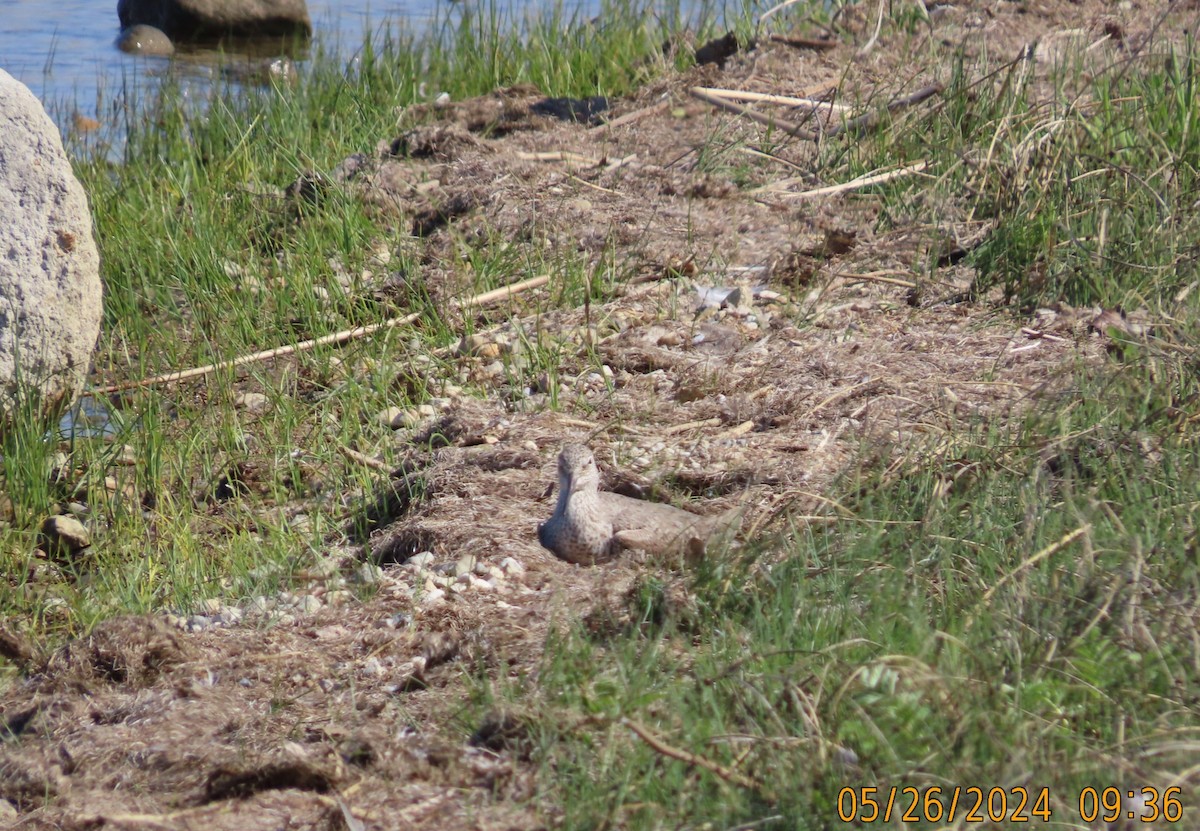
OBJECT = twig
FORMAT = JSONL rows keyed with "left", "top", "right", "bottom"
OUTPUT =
{"left": 664, "top": 417, "right": 723, "bottom": 435}
{"left": 566, "top": 174, "right": 620, "bottom": 195}
{"left": 516, "top": 150, "right": 600, "bottom": 166}
{"left": 688, "top": 88, "right": 818, "bottom": 141}
{"left": 593, "top": 99, "right": 670, "bottom": 131}
{"left": 758, "top": 161, "right": 928, "bottom": 200}
{"left": 620, "top": 717, "right": 774, "bottom": 800}
{"left": 93, "top": 275, "right": 551, "bottom": 394}
{"left": 839, "top": 270, "right": 918, "bottom": 288}
{"left": 758, "top": 0, "right": 810, "bottom": 25}
{"left": 339, "top": 446, "right": 389, "bottom": 473}
{"left": 826, "top": 83, "right": 944, "bottom": 138}
{"left": 980, "top": 525, "right": 1092, "bottom": 604}
{"left": 691, "top": 86, "right": 850, "bottom": 113}
{"left": 738, "top": 146, "right": 806, "bottom": 173}
{"left": 856, "top": 0, "right": 887, "bottom": 58}
{"left": 769, "top": 33, "right": 838, "bottom": 51}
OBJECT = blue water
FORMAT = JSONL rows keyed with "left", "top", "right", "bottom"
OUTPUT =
{"left": 0, "top": 1, "right": 457, "bottom": 129}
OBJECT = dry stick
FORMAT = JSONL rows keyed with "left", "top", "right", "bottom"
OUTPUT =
{"left": 980, "top": 525, "right": 1092, "bottom": 605}
{"left": 620, "top": 718, "right": 774, "bottom": 800}
{"left": 856, "top": 0, "right": 888, "bottom": 58}
{"left": 757, "top": 0, "right": 810, "bottom": 25}
{"left": 840, "top": 270, "right": 918, "bottom": 288}
{"left": 761, "top": 161, "right": 928, "bottom": 200}
{"left": 825, "top": 83, "right": 944, "bottom": 138}
{"left": 691, "top": 86, "right": 851, "bottom": 113}
{"left": 592, "top": 99, "right": 670, "bottom": 131}
{"left": 663, "top": 417, "right": 723, "bottom": 435}
{"left": 339, "top": 445, "right": 389, "bottom": 473}
{"left": 516, "top": 150, "right": 600, "bottom": 166}
{"left": 768, "top": 33, "right": 838, "bottom": 51}
{"left": 93, "top": 274, "right": 551, "bottom": 394}
{"left": 688, "top": 87, "right": 818, "bottom": 141}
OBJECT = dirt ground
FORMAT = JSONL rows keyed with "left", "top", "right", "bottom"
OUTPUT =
{"left": 0, "top": 0, "right": 1172, "bottom": 827}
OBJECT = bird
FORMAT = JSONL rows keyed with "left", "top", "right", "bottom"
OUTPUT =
{"left": 537, "top": 444, "right": 741, "bottom": 565}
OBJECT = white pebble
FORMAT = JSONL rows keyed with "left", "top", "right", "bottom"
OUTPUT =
{"left": 499, "top": 557, "right": 525, "bottom": 576}
{"left": 407, "top": 551, "right": 436, "bottom": 569}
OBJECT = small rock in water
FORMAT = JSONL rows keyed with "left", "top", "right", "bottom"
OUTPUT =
{"left": 116, "top": 25, "right": 174, "bottom": 56}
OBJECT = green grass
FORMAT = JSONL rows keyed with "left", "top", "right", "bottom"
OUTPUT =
{"left": 4, "top": 1, "right": 1200, "bottom": 827}
{"left": 530, "top": 351, "right": 1200, "bottom": 825}
{"left": 0, "top": 0, "right": 719, "bottom": 652}
{"left": 517, "top": 331, "right": 1200, "bottom": 827}
{"left": 456, "top": 16, "right": 1200, "bottom": 831}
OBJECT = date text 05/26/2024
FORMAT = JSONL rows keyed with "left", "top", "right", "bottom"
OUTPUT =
{"left": 837, "top": 785, "right": 1183, "bottom": 824}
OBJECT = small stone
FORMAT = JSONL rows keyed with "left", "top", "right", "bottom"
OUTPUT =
{"left": 247, "top": 596, "right": 273, "bottom": 615}
{"left": 361, "top": 657, "right": 385, "bottom": 678}
{"left": 200, "top": 597, "right": 223, "bottom": 615}
{"left": 355, "top": 563, "right": 383, "bottom": 584}
{"left": 397, "top": 408, "right": 424, "bottom": 429}
{"left": 297, "top": 594, "right": 322, "bottom": 614}
{"left": 468, "top": 575, "right": 494, "bottom": 591}
{"left": 406, "top": 551, "right": 436, "bottom": 570}
{"left": 116, "top": 24, "right": 174, "bottom": 56}
{"left": 40, "top": 515, "right": 90, "bottom": 557}
{"left": 275, "top": 613, "right": 297, "bottom": 627}
{"left": 235, "top": 392, "right": 270, "bottom": 413}
{"left": 325, "top": 589, "right": 353, "bottom": 607}
{"left": 377, "top": 407, "right": 405, "bottom": 428}
{"left": 239, "top": 678, "right": 254, "bottom": 688}
{"left": 421, "top": 587, "right": 446, "bottom": 606}
{"left": 454, "top": 555, "right": 475, "bottom": 578}
{"left": 499, "top": 557, "right": 525, "bottom": 576}
{"left": 457, "top": 334, "right": 490, "bottom": 356}
{"left": 188, "top": 615, "right": 211, "bottom": 632}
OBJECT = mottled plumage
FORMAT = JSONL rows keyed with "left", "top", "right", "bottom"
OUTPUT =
{"left": 537, "top": 444, "right": 739, "bottom": 565}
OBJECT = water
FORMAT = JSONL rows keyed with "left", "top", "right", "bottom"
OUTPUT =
{"left": 0, "top": 0, "right": 451, "bottom": 129}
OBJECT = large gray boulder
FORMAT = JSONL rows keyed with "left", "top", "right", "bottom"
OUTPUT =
{"left": 0, "top": 70, "right": 103, "bottom": 422}
{"left": 117, "top": 0, "right": 312, "bottom": 42}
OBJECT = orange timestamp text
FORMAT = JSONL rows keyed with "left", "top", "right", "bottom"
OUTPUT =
{"left": 836, "top": 785, "right": 1184, "bottom": 824}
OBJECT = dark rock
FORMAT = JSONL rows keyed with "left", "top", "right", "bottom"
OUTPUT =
{"left": 117, "top": 0, "right": 312, "bottom": 42}
{"left": 694, "top": 31, "right": 742, "bottom": 68}
{"left": 116, "top": 24, "right": 175, "bottom": 55}
{"left": 529, "top": 96, "right": 609, "bottom": 124}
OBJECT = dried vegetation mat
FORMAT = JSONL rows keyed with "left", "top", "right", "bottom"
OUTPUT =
{"left": 2, "top": 0, "right": 1192, "bottom": 827}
